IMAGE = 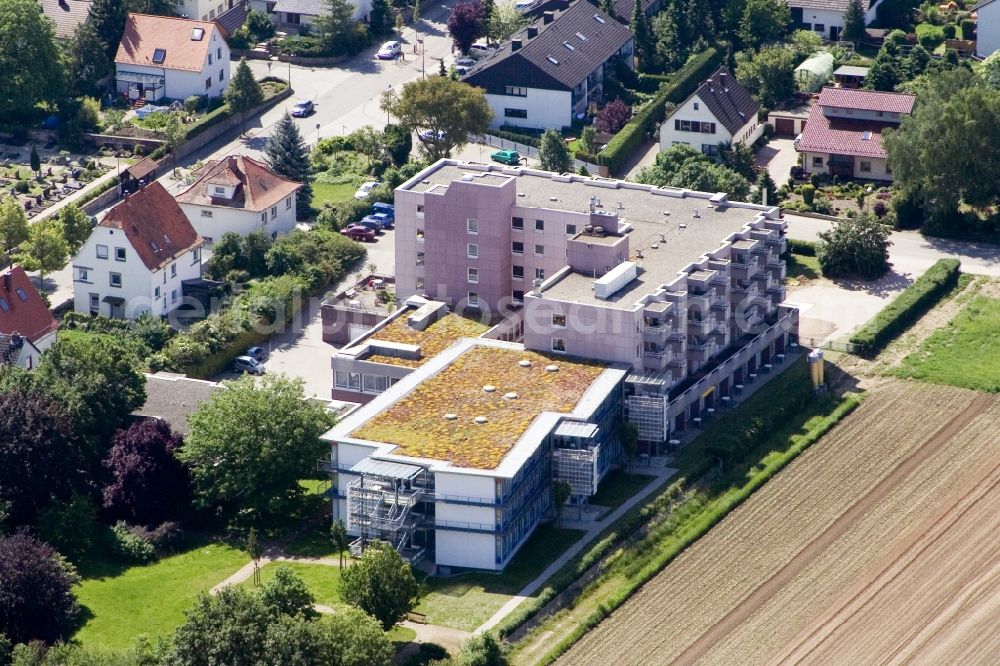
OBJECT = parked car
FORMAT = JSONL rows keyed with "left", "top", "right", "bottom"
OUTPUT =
{"left": 490, "top": 149, "right": 523, "bottom": 166}
{"left": 341, "top": 225, "right": 377, "bottom": 242}
{"left": 245, "top": 346, "right": 267, "bottom": 362}
{"left": 418, "top": 129, "right": 447, "bottom": 144}
{"left": 353, "top": 217, "right": 384, "bottom": 233}
{"left": 455, "top": 56, "right": 475, "bottom": 68}
{"left": 368, "top": 212, "right": 393, "bottom": 229}
{"left": 372, "top": 201, "right": 395, "bottom": 220}
{"left": 290, "top": 100, "right": 314, "bottom": 117}
{"left": 354, "top": 181, "right": 380, "bottom": 199}
{"left": 469, "top": 42, "right": 493, "bottom": 59}
{"left": 233, "top": 355, "right": 265, "bottom": 375}
{"left": 377, "top": 41, "right": 401, "bottom": 60}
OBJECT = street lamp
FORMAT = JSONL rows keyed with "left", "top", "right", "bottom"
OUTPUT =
{"left": 316, "top": 123, "right": 321, "bottom": 143}
{"left": 418, "top": 38, "right": 425, "bottom": 79}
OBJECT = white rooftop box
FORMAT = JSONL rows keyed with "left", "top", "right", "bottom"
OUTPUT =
{"left": 594, "top": 261, "right": 637, "bottom": 300}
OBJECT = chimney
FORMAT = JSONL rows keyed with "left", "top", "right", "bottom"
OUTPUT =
{"left": 543, "top": 11, "right": 554, "bottom": 23}
{"left": 2, "top": 271, "right": 10, "bottom": 293}
{"left": 527, "top": 26, "right": 538, "bottom": 38}
{"left": 512, "top": 39, "right": 522, "bottom": 51}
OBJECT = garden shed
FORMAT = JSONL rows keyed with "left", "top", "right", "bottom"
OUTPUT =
{"left": 795, "top": 51, "right": 835, "bottom": 93}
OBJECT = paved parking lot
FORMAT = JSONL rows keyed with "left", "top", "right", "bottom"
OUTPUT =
{"left": 755, "top": 137, "right": 800, "bottom": 187}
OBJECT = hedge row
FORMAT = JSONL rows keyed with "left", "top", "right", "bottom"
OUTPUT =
{"left": 599, "top": 44, "right": 725, "bottom": 175}
{"left": 786, "top": 238, "right": 817, "bottom": 256}
{"left": 849, "top": 258, "right": 961, "bottom": 357}
{"left": 184, "top": 79, "right": 288, "bottom": 141}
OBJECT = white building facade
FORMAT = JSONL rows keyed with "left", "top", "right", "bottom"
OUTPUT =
{"left": 660, "top": 67, "right": 763, "bottom": 155}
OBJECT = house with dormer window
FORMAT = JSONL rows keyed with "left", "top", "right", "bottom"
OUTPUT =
{"left": 175, "top": 155, "right": 302, "bottom": 241}
{"left": 659, "top": 67, "right": 762, "bottom": 156}
{"left": 72, "top": 182, "right": 204, "bottom": 319}
{"left": 115, "top": 14, "right": 230, "bottom": 103}
{"left": 0, "top": 265, "right": 58, "bottom": 370}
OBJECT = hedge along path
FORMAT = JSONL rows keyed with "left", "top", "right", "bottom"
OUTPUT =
{"left": 553, "top": 383, "right": 983, "bottom": 666}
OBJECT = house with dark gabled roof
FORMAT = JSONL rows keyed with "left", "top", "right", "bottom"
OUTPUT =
{"left": 462, "top": 0, "right": 634, "bottom": 130}
{"left": 795, "top": 87, "right": 915, "bottom": 181}
{"left": 72, "top": 182, "right": 204, "bottom": 320}
{"left": 659, "top": 67, "right": 763, "bottom": 157}
{"left": 175, "top": 155, "right": 302, "bottom": 241}
{"left": 0, "top": 265, "right": 58, "bottom": 370}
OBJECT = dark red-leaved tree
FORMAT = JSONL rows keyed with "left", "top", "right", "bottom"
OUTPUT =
{"left": 0, "top": 532, "right": 80, "bottom": 644}
{"left": 103, "top": 419, "right": 191, "bottom": 526}
{"left": 448, "top": 0, "right": 485, "bottom": 54}
{"left": 595, "top": 99, "right": 632, "bottom": 133}
{"left": 0, "top": 390, "right": 80, "bottom": 527}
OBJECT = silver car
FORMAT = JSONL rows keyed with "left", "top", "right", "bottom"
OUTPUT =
{"left": 233, "top": 355, "right": 265, "bottom": 375}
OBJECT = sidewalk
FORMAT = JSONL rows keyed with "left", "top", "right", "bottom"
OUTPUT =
{"left": 474, "top": 463, "right": 678, "bottom": 634}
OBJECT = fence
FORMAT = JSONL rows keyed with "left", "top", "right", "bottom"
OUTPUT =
{"left": 476, "top": 133, "right": 604, "bottom": 176}
{"left": 793, "top": 335, "right": 858, "bottom": 354}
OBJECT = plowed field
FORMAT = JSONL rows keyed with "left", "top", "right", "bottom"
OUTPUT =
{"left": 556, "top": 382, "right": 1000, "bottom": 666}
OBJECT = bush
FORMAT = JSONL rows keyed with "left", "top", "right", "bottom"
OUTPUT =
{"left": 849, "top": 258, "right": 961, "bottom": 356}
{"left": 817, "top": 213, "right": 892, "bottom": 279}
{"left": 36, "top": 494, "right": 100, "bottom": 562}
{"left": 786, "top": 238, "right": 818, "bottom": 256}
{"left": 184, "top": 95, "right": 202, "bottom": 113}
{"left": 961, "top": 18, "right": 976, "bottom": 40}
{"left": 891, "top": 187, "right": 925, "bottom": 229}
{"left": 227, "top": 25, "right": 253, "bottom": 50}
{"left": 131, "top": 522, "right": 184, "bottom": 552}
{"left": 942, "top": 23, "right": 956, "bottom": 38}
{"left": 801, "top": 183, "right": 816, "bottom": 206}
{"left": 916, "top": 23, "right": 945, "bottom": 49}
{"left": 247, "top": 9, "right": 276, "bottom": 41}
{"left": 184, "top": 104, "right": 233, "bottom": 140}
{"left": 107, "top": 522, "right": 157, "bottom": 563}
{"left": 600, "top": 43, "right": 725, "bottom": 174}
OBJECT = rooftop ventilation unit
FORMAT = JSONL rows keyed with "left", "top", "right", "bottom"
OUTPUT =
{"left": 594, "top": 261, "right": 637, "bottom": 300}
{"left": 593, "top": 13, "right": 605, "bottom": 23}
{"left": 692, "top": 209, "right": 701, "bottom": 218}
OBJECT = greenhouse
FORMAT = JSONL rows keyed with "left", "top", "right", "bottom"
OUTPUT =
{"left": 795, "top": 51, "right": 835, "bottom": 93}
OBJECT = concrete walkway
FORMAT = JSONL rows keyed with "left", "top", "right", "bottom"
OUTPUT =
{"left": 210, "top": 549, "right": 346, "bottom": 594}
{"left": 474, "top": 463, "right": 679, "bottom": 634}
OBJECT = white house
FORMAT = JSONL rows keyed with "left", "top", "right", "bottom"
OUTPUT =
{"left": 975, "top": 0, "right": 1000, "bottom": 57}
{"left": 73, "top": 182, "right": 205, "bottom": 320}
{"left": 0, "top": 265, "right": 58, "bottom": 370}
{"left": 660, "top": 67, "right": 763, "bottom": 156}
{"left": 270, "top": 0, "right": 372, "bottom": 32}
{"left": 463, "top": 2, "right": 634, "bottom": 130}
{"left": 115, "top": 14, "right": 231, "bottom": 103}
{"left": 788, "top": 0, "right": 884, "bottom": 42}
{"left": 175, "top": 155, "right": 302, "bottom": 241}
{"left": 177, "top": 0, "right": 244, "bottom": 22}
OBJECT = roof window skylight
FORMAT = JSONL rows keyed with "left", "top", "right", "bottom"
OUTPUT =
{"left": 152, "top": 48, "right": 166, "bottom": 64}
{"left": 192, "top": 27, "right": 205, "bottom": 40}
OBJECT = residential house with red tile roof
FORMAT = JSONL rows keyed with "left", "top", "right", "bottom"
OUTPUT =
{"left": 0, "top": 265, "right": 58, "bottom": 370}
{"left": 795, "top": 87, "right": 915, "bottom": 182}
{"left": 659, "top": 67, "right": 763, "bottom": 156}
{"left": 114, "top": 13, "right": 230, "bottom": 103}
{"left": 72, "top": 182, "right": 204, "bottom": 319}
{"left": 175, "top": 155, "right": 303, "bottom": 240}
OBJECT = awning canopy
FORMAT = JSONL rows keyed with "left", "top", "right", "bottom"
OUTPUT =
{"left": 350, "top": 458, "right": 424, "bottom": 480}
{"left": 554, "top": 421, "right": 599, "bottom": 439}
{"left": 102, "top": 296, "right": 125, "bottom": 305}
{"left": 116, "top": 71, "right": 165, "bottom": 85}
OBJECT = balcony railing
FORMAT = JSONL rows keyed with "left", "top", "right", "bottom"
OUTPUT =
{"left": 643, "top": 348, "right": 673, "bottom": 362}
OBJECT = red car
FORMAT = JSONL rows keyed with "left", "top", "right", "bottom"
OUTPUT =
{"left": 341, "top": 225, "right": 377, "bottom": 242}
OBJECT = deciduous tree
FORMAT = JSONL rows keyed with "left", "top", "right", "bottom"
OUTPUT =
{"left": 265, "top": 113, "right": 313, "bottom": 218}
{"left": 488, "top": 1, "right": 528, "bottom": 42}
{"left": 67, "top": 23, "right": 113, "bottom": 98}
{"left": 579, "top": 126, "right": 598, "bottom": 154}
{"left": 738, "top": 0, "right": 791, "bottom": 50}
{"left": 455, "top": 631, "right": 508, "bottom": 666}
{"left": 552, "top": 479, "right": 571, "bottom": 527}
{"left": 538, "top": 129, "right": 572, "bottom": 173}
{"left": 0, "top": 195, "right": 29, "bottom": 259}
{"left": 259, "top": 566, "right": 316, "bottom": 618}
{"left": 0, "top": 533, "right": 79, "bottom": 644}
{"left": 330, "top": 519, "right": 349, "bottom": 568}
{"left": 179, "top": 375, "right": 336, "bottom": 521}
{"left": 88, "top": 0, "right": 128, "bottom": 59}
{"left": 380, "top": 77, "right": 493, "bottom": 159}
{"left": 735, "top": 44, "right": 797, "bottom": 107}
{"left": 103, "top": 419, "right": 190, "bottom": 526}
{"left": 171, "top": 587, "right": 276, "bottom": 666}
{"left": 448, "top": 0, "right": 485, "bottom": 54}
{"left": 58, "top": 203, "right": 93, "bottom": 255}
{"left": 0, "top": 0, "right": 65, "bottom": 120}
{"left": 340, "top": 541, "right": 418, "bottom": 630}
{"left": 595, "top": 99, "right": 631, "bottom": 133}
{"left": 817, "top": 213, "right": 892, "bottom": 280}
{"left": 15, "top": 217, "right": 68, "bottom": 286}
{"left": 618, "top": 421, "right": 639, "bottom": 477}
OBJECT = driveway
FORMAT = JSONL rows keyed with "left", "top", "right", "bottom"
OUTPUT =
{"left": 755, "top": 137, "right": 800, "bottom": 187}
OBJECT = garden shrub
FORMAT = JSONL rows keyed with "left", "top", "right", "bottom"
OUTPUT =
{"left": 14, "top": 180, "right": 28, "bottom": 193}
{"left": 786, "top": 238, "right": 817, "bottom": 256}
{"left": 961, "top": 18, "right": 976, "bottom": 39}
{"left": 108, "top": 522, "right": 157, "bottom": 563}
{"left": 184, "top": 96, "right": 202, "bottom": 113}
{"left": 36, "top": 493, "right": 100, "bottom": 561}
{"left": 916, "top": 23, "right": 945, "bottom": 49}
{"left": 801, "top": 183, "right": 816, "bottom": 206}
{"left": 849, "top": 258, "right": 961, "bottom": 356}
{"left": 942, "top": 23, "right": 956, "bottom": 38}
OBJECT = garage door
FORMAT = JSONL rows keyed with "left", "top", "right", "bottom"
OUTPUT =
{"left": 775, "top": 118, "right": 795, "bottom": 136}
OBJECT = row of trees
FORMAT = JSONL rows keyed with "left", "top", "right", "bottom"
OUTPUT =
{"left": 0, "top": 198, "right": 93, "bottom": 283}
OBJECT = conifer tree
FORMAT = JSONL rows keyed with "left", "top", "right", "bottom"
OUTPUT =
{"left": 265, "top": 113, "right": 312, "bottom": 218}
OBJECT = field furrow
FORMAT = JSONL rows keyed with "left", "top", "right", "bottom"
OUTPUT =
{"left": 556, "top": 382, "right": 990, "bottom": 666}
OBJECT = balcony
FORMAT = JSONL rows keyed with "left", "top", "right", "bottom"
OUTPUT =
{"left": 643, "top": 347, "right": 673, "bottom": 369}
{"left": 731, "top": 281, "right": 760, "bottom": 298}
{"left": 687, "top": 288, "right": 715, "bottom": 312}
{"left": 688, "top": 314, "right": 717, "bottom": 335}
{"left": 768, "top": 258, "right": 787, "bottom": 281}
{"left": 768, "top": 235, "right": 787, "bottom": 255}
{"left": 731, "top": 258, "right": 762, "bottom": 281}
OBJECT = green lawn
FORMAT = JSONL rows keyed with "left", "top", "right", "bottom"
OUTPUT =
{"left": 311, "top": 181, "right": 357, "bottom": 209}
{"left": 239, "top": 561, "right": 343, "bottom": 606}
{"left": 415, "top": 524, "right": 585, "bottom": 631}
{"left": 786, "top": 252, "right": 820, "bottom": 283}
{"left": 73, "top": 541, "right": 248, "bottom": 650}
{"left": 387, "top": 625, "right": 418, "bottom": 644}
{"left": 894, "top": 295, "right": 1000, "bottom": 392}
{"left": 590, "top": 468, "right": 654, "bottom": 511}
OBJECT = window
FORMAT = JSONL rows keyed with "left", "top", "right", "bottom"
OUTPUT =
{"left": 693, "top": 102, "right": 699, "bottom": 110}
{"left": 505, "top": 86, "right": 527, "bottom": 97}
{"left": 512, "top": 241, "right": 524, "bottom": 254}
{"left": 468, "top": 267, "right": 479, "bottom": 283}
{"left": 154, "top": 286, "right": 160, "bottom": 299}
{"left": 171, "top": 289, "right": 178, "bottom": 303}
{"left": 552, "top": 313, "right": 566, "bottom": 327}
{"left": 96, "top": 244, "right": 108, "bottom": 259}
{"left": 416, "top": 204, "right": 424, "bottom": 214}
{"left": 285, "top": 196, "right": 292, "bottom": 209}
{"left": 217, "top": 47, "right": 222, "bottom": 59}
{"left": 205, "top": 78, "right": 212, "bottom": 90}
{"left": 701, "top": 143, "right": 719, "bottom": 157}
{"left": 512, "top": 265, "right": 524, "bottom": 279}
{"left": 534, "top": 244, "right": 544, "bottom": 255}
{"left": 468, "top": 292, "right": 480, "bottom": 307}
{"left": 812, "top": 156, "right": 824, "bottom": 167}
{"left": 534, "top": 219, "right": 544, "bottom": 231}
{"left": 208, "top": 53, "right": 213, "bottom": 65}
{"left": 876, "top": 110, "right": 884, "bottom": 117}
{"left": 701, "top": 122, "right": 716, "bottom": 134}
{"left": 89, "top": 293, "right": 99, "bottom": 315}
{"left": 335, "top": 371, "right": 361, "bottom": 390}
{"left": 270, "top": 205, "right": 277, "bottom": 219}
{"left": 505, "top": 108, "right": 528, "bottom": 118}
{"left": 417, "top": 228, "right": 425, "bottom": 242}
{"left": 15, "top": 288, "right": 27, "bottom": 302}
{"left": 201, "top": 209, "right": 214, "bottom": 217}
{"left": 535, "top": 267, "right": 545, "bottom": 280}
{"left": 467, "top": 218, "right": 478, "bottom": 234}
{"left": 170, "top": 263, "right": 177, "bottom": 277}
{"left": 213, "top": 186, "right": 225, "bottom": 195}
{"left": 860, "top": 160, "right": 872, "bottom": 173}
{"left": 511, "top": 216, "right": 524, "bottom": 230}
{"left": 814, "top": 23, "right": 825, "bottom": 32}
{"left": 551, "top": 338, "right": 566, "bottom": 353}
{"left": 0, "top": 298, "right": 8, "bottom": 312}
{"left": 566, "top": 224, "right": 577, "bottom": 235}
{"left": 362, "top": 374, "right": 389, "bottom": 394}
{"left": 676, "top": 119, "right": 691, "bottom": 132}
{"left": 109, "top": 272, "right": 122, "bottom": 288}
{"left": 152, "top": 48, "right": 166, "bottom": 64}
{"left": 416, "top": 251, "right": 425, "bottom": 266}
{"left": 114, "top": 247, "right": 126, "bottom": 261}
{"left": 261, "top": 212, "right": 267, "bottom": 223}
{"left": 467, "top": 243, "right": 478, "bottom": 258}
{"left": 512, "top": 289, "right": 524, "bottom": 302}
{"left": 76, "top": 268, "right": 90, "bottom": 283}
{"left": 219, "top": 69, "right": 224, "bottom": 83}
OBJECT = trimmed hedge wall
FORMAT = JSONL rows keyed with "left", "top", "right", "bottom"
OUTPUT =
{"left": 786, "top": 238, "right": 817, "bottom": 256}
{"left": 849, "top": 259, "right": 961, "bottom": 357}
{"left": 599, "top": 44, "right": 725, "bottom": 175}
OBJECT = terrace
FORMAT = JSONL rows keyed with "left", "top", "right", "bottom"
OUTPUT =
{"left": 351, "top": 345, "right": 607, "bottom": 469}
{"left": 363, "top": 312, "right": 489, "bottom": 368}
